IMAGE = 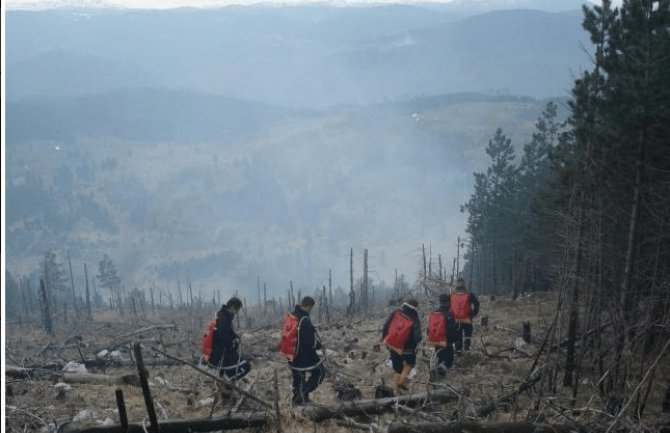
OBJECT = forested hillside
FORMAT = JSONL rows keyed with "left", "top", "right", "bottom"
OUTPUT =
{"left": 6, "top": 92, "right": 558, "bottom": 293}
{"left": 461, "top": 0, "right": 670, "bottom": 419}
{"left": 5, "top": 2, "right": 589, "bottom": 296}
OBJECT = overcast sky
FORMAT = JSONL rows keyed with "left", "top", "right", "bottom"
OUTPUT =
{"left": 6, "top": 0, "right": 607, "bottom": 10}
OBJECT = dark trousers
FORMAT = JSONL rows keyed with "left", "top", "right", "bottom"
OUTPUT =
{"left": 455, "top": 323, "right": 473, "bottom": 352}
{"left": 390, "top": 351, "right": 416, "bottom": 374}
{"left": 291, "top": 364, "right": 326, "bottom": 402}
{"left": 218, "top": 356, "right": 252, "bottom": 381}
{"left": 435, "top": 345, "right": 454, "bottom": 377}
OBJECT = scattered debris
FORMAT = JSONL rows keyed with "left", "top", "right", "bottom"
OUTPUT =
{"left": 62, "top": 361, "right": 88, "bottom": 374}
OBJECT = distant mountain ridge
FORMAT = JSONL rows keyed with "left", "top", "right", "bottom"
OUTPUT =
{"left": 5, "top": 2, "right": 583, "bottom": 292}
{"left": 7, "top": 88, "right": 541, "bottom": 142}
{"left": 7, "top": 5, "right": 591, "bottom": 106}
{"left": 7, "top": 88, "right": 294, "bottom": 142}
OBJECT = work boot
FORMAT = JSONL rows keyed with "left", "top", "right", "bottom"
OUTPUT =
{"left": 392, "top": 373, "right": 404, "bottom": 394}
{"left": 216, "top": 381, "right": 232, "bottom": 397}
{"left": 292, "top": 394, "right": 311, "bottom": 406}
{"left": 397, "top": 365, "right": 412, "bottom": 391}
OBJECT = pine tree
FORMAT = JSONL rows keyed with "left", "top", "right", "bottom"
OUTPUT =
{"left": 41, "top": 250, "right": 68, "bottom": 312}
{"left": 97, "top": 254, "right": 122, "bottom": 295}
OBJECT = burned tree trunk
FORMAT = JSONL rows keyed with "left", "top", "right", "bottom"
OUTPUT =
{"left": 68, "top": 251, "right": 79, "bottom": 319}
{"left": 564, "top": 197, "right": 584, "bottom": 388}
{"left": 132, "top": 342, "right": 159, "bottom": 433}
{"left": 301, "top": 389, "right": 459, "bottom": 422}
{"left": 58, "top": 413, "right": 269, "bottom": 433}
{"left": 61, "top": 373, "right": 139, "bottom": 386}
{"left": 387, "top": 422, "right": 577, "bottom": 433}
{"left": 40, "top": 278, "right": 54, "bottom": 336}
{"left": 522, "top": 322, "right": 532, "bottom": 344}
{"left": 84, "top": 263, "right": 92, "bottom": 320}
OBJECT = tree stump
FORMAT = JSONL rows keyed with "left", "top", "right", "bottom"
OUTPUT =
{"left": 522, "top": 322, "right": 532, "bottom": 344}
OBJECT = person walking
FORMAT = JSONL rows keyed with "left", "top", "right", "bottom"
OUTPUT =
{"left": 279, "top": 296, "right": 326, "bottom": 405}
{"left": 381, "top": 299, "right": 421, "bottom": 393}
{"left": 208, "top": 297, "right": 252, "bottom": 381}
{"left": 427, "top": 293, "right": 458, "bottom": 378}
{"left": 450, "top": 278, "right": 480, "bottom": 352}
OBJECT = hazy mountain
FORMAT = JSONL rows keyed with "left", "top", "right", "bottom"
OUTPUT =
{"left": 6, "top": 89, "right": 562, "bottom": 293}
{"left": 5, "top": 4, "right": 581, "bottom": 296}
{"left": 7, "top": 88, "right": 294, "bottom": 142}
{"left": 7, "top": 5, "right": 590, "bottom": 106}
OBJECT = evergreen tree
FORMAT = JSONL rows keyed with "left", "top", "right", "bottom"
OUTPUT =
{"left": 463, "top": 128, "right": 519, "bottom": 293}
{"left": 97, "top": 254, "right": 122, "bottom": 294}
{"left": 41, "top": 250, "right": 68, "bottom": 310}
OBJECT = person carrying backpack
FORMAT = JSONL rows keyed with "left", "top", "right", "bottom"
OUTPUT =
{"left": 427, "top": 293, "right": 458, "bottom": 378}
{"left": 204, "top": 297, "right": 251, "bottom": 381}
{"left": 450, "top": 278, "right": 480, "bottom": 352}
{"left": 381, "top": 299, "right": 421, "bottom": 394}
{"left": 279, "top": 296, "right": 326, "bottom": 406}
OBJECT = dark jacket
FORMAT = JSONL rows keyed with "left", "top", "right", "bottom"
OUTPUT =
{"left": 290, "top": 305, "right": 322, "bottom": 369}
{"left": 209, "top": 307, "right": 240, "bottom": 367}
{"left": 436, "top": 305, "right": 459, "bottom": 345}
{"left": 382, "top": 303, "right": 422, "bottom": 354}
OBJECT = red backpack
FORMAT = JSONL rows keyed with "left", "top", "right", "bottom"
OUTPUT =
{"left": 450, "top": 292, "right": 472, "bottom": 323}
{"left": 383, "top": 310, "right": 414, "bottom": 355}
{"left": 279, "top": 314, "right": 301, "bottom": 361}
{"left": 427, "top": 311, "right": 448, "bottom": 347}
{"left": 202, "top": 319, "right": 217, "bottom": 362}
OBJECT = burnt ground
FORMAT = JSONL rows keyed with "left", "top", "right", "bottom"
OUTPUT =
{"left": 5, "top": 291, "right": 670, "bottom": 432}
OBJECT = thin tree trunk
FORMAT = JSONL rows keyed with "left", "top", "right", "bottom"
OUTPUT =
{"left": 84, "top": 263, "right": 92, "bottom": 320}
{"left": 564, "top": 194, "right": 584, "bottom": 388}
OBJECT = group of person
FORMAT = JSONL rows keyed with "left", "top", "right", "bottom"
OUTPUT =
{"left": 202, "top": 277, "right": 479, "bottom": 406}
{"left": 204, "top": 295, "right": 325, "bottom": 405}
{"left": 381, "top": 277, "right": 480, "bottom": 392}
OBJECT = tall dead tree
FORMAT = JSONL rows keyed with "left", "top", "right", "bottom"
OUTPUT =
{"left": 456, "top": 236, "right": 462, "bottom": 278}
{"left": 67, "top": 251, "right": 79, "bottom": 319}
{"left": 394, "top": 269, "right": 399, "bottom": 299}
{"left": 40, "top": 278, "right": 54, "bottom": 336}
{"left": 438, "top": 255, "right": 443, "bottom": 281}
{"left": 328, "top": 268, "right": 333, "bottom": 306}
{"left": 430, "top": 246, "right": 434, "bottom": 275}
{"left": 363, "top": 248, "right": 369, "bottom": 312}
{"left": 84, "top": 263, "right": 92, "bottom": 320}
{"left": 348, "top": 247, "right": 355, "bottom": 317}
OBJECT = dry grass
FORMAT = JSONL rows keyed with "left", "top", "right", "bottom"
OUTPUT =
{"left": 5, "top": 291, "right": 669, "bottom": 432}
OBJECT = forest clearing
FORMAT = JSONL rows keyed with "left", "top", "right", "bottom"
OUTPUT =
{"left": 5, "top": 276, "right": 670, "bottom": 433}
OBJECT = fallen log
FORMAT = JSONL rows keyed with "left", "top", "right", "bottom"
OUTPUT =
{"left": 5, "top": 366, "right": 34, "bottom": 378}
{"left": 57, "top": 412, "right": 269, "bottom": 433}
{"left": 62, "top": 373, "right": 139, "bottom": 387}
{"left": 114, "top": 325, "right": 177, "bottom": 342}
{"left": 301, "top": 389, "right": 459, "bottom": 422}
{"left": 6, "top": 366, "right": 139, "bottom": 386}
{"left": 150, "top": 346, "right": 273, "bottom": 410}
{"left": 387, "top": 421, "right": 577, "bottom": 433}
{"left": 93, "top": 325, "right": 177, "bottom": 353}
{"left": 7, "top": 357, "right": 189, "bottom": 373}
